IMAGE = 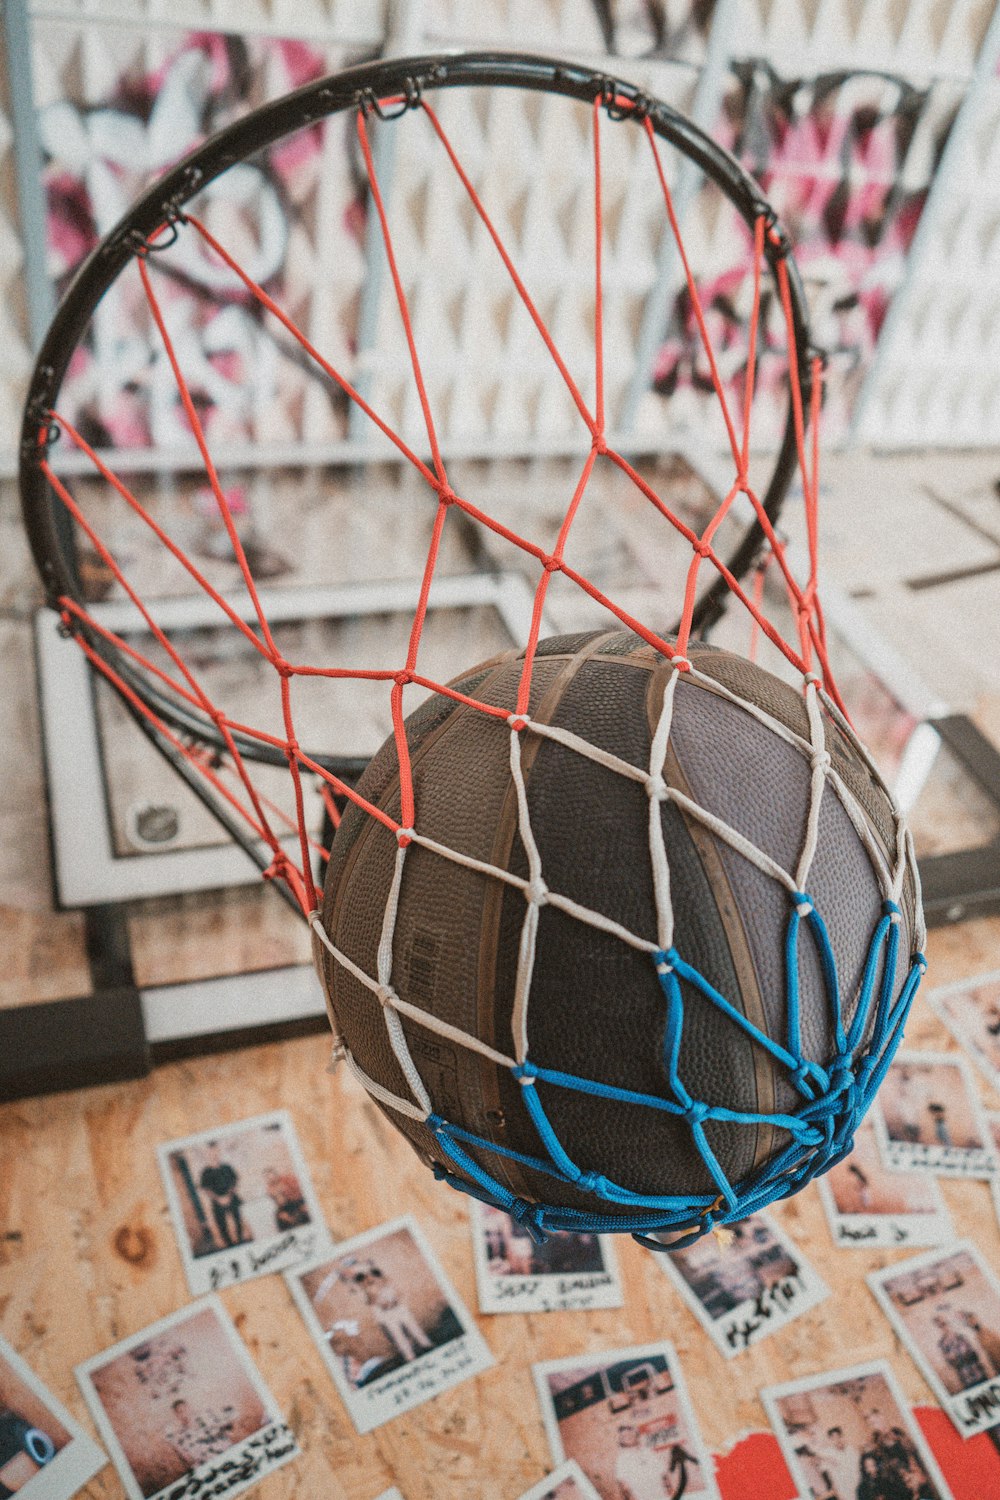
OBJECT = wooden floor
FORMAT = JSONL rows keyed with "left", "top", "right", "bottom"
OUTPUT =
{"left": 3, "top": 912, "right": 1000, "bottom": 1500}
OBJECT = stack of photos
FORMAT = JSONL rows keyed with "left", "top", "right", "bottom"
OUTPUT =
{"left": 873, "top": 1052, "right": 997, "bottom": 1178}
{"left": 869, "top": 1244, "right": 1000, "bottom": 1438}
{"left": 0, "top": 1335, "right": 106, "bottom": 1499}
{"left": 533, "top": 1343, "right": 719, "bottom": 1500}
{"left": 930, "top": 970, "right": 1000, "bottom": 1093}
{"left": 517, "top": 1457, "right": 602, "bottom": 1499}
{"left": 762, "top": 1361, "right": 954, "bottom": 1500}
{"left": 817, "top": 1118, "right": 953, "bottom": 1248}
{"left": 158, "top": 1110, "right": 331, "bottom": 1293}
{"left": 286, "top": 1216, "right": 493, "bottom": 1433}
{"left": 75, "top": 1299, "right": 297, "bottom": 1500}
{"left": 655, "top": 1212, "right": 828, "bottom": 1356}
{"left": 470, "top": 1203, "right": 624, "bottom": 1315}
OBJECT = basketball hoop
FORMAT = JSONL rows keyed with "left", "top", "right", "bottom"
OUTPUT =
{"left": 20, "top": 53, "right": 924, "bottom": 1246}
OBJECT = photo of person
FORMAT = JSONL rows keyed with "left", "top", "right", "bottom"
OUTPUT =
{"left": 158, "top": 1109, "right": 330, "bottom": 1293}
{"left": 75, "top": 1299, "right": 297, "bottom": 1500}
{"left": 930, "top": 971, "right": 1000, "bottom": 1093}
{"left": 516, "top": 1458, "right": 602, "bottom": 1499}
{"left": 0, "top": 1335, "right": 105, "bottom": 1499}
{"left": 818, "top": 1118, "right": 952, "bottom": 1248}
{"left": 873, "top": 1052, "right": 996, "bottom": 1177}
{"left": 657, "top": 1212, "right": 828, "bottom": 1355}
{"left": 287, "top": 1216, "right": 493, "bottom": 1433}
{"left": 472, "top": 1203, "right": 623, "bottom": 1315}
{"left": 869, "top": 1243, "right": 1000, "bottom": 1437}
{"left": 762, "top": 1362, "right": 952, "bottom": 1500}
{"left": 533, "top": 1343, "right": 719, "bottom": 1499}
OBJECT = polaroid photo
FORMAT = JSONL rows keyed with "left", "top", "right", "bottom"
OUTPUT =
{"left": 286, "top": 1214, "right": 493, "bottom": 1434}
{"left": 470, "top": 1201, "right": 624, "bottom": 1316}
{"left": 871, "top": 1050, "right": 998, "bottom": 1178}
{"left": 817, "top": 1116, "right": 953, "bottom": 1249}
{"left": 988, "top": 1114, "right": 1000, "bottom": 1229}
{"left": 869, "top": 1242, "right": 1000, "bottom": 1438}
{"left": 654, "top": 1211, "right": 828, "bottom": 1358}
{"left": 762, "top": 1359, "right": 954, "bottom": 1500}
{"left": 158, "top": 1108, "right": 331, "bottom": 1294}
{"left": 533, "top": 1341, "right": 720, "bottom": 1500}
{"left": 75, "top": 1297, "right": 297, "bottom": 1500}
{"left": 516, "top": 1457, "right": 602, "bottom": 1499}
{"left": 929, "top": 969, "right": 1000, "bottom": 1095}
{"left": 0, "top": 1333, "right": 106, "bottom": 1499}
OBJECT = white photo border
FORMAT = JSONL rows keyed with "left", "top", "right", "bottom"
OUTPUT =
{"left": 75, "top": 1295, "right": 297, "bottom": 1500}
{"left": 817, "top": 1116, "right": 953, "bottom": 1250}
{"left": 871, "top": 1049, "right": 998, "bottom": 1178}
{"left": 655, "top": 1211, "right": 829, "bottom": 1358}
{"left": 157, "top": 1107, "right": 332, "bottom": 1295}
{"left": 285, "top": 1213, "right": 493, "bottom": 1435}
{"left": 761, "top": 1358, "right": 954, "bottom": 1500}
{"left": 532, "top": 1340, "right": 720, "bottom": 1500}
{"left": 868, "top": 1240, "right": 1000, "bottom": 1439}
{"left": 0, "top": 1333, "right": 107, "bottom": 1500}
{"left": 516, "top": 1456, "right": 603, "bottom": 1499}
{"left": 929, "top": 969, "right": 1000, "bottom": 1096}
{"left": 469, "top": 1201, "right": 623, "bottom": 1317}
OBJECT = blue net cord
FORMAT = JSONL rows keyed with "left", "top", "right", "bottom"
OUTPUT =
{"left": 416, "top": 890, "right": 926, "bottom": 1252}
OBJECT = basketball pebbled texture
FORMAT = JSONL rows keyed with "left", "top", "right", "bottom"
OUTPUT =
{"left": 317, "top": 628, "right": 918, "bottom": 1220}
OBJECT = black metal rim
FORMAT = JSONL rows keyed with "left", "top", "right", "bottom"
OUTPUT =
{"left": 20, "top": 49, "right": 816, "bottom": 777}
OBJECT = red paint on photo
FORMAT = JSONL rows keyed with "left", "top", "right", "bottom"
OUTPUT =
{"left": 714, "top": 1432, "right": 797, "bottom": 1500}
{"left": 713, "top": 1411, "right": 1000, "bottom": 1500}
{"left": 915, "top": 1404, "right": 1000, "bottom": 1498}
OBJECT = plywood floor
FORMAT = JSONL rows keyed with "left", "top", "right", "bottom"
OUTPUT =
{"left": 2, "top": 912, "right": 1000, "bottom": 1499}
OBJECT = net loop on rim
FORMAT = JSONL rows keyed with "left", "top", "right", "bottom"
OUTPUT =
{"left": 30, "top": 66, "right": 925, "bottom": 1245}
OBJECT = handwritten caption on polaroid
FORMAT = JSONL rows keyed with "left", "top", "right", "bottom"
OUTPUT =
{"left": 207, "top": 1227, "right": 321, "bottom": 1293}
{"left": 352, "top": 1336, "right": 488, "bottom": 1433}
{"left": 882, "top": 1137, "right": 997, "bottom": 1180}
{"left": 484, "top": 1269, "right": 620, "bottom": 1315}
{"left": 157, "top": 1422, "right": 297, "bottom": 1500}
{"left": 831, "top": 1213, "right": 950, "bottom": 1248}
{"left": 716, "top": 1270, "right": 822, "bottom": 1356}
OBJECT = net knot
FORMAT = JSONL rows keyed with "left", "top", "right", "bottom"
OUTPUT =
{"left": 685, "top": 1100, "right": 711, "bottom": 1126}
{"left": 803, "top": 672, "right": 821, "bottom": 687}
{"left": 396, "top": 825, "right": 415, "bottom": 849}
{"left": 525, "top": 878, "right": 549, "bottom": 907}
{"left": 507, "top": 713, "right": 530, "bottom": 733}
{"left": 375, "top": 983, "right": 397, "bottom": 1008}
{"left": 692, "top": 537, "right": 712, "bottom": 560}
{"left": 791, "top": 1058, "right": 826, "bottom": 1098}
{"left": 670, "top": 655, "right": 691, "bottom": 674}
{"left": 394, "top": 669, "right": 412, "bottom": 688}
{"left": 915, "top": 951, "right": 928, "bottom": 974}
{"left": 653, "top": 948, "right": 676, "bottom": 976}
{"left": 829, "top": 1051, "right": 855, "bottom": 1091}
{"left": 576, "top": 1170, "right": 609, "bottom": 1195}
{"left": 792, "top": 890, "right": 814, "bottom": 918}
{"left": 591, "top": 432, "right": 608, "bottom": 455}
{"left": 883, "top": 898, "right": 901, "bottom": 925}
{"left": 437, "top": 484, "right": 457, "bottom": 507}
{"left": 513, "top": 1061, "right": 537, "bottom": 1085}
{"left": 262, "top": 852, "right": 291, "bottom": 883}
{"left": 646, "top": 774, "right": 669, "bottom": 803}
{"left": 542, "top": 554, "right": 561, "bottom": 575}
{"left": 811, "top": 749, "right": 832, "bottom": 774}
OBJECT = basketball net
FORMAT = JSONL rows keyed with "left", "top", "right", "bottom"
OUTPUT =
{"left": 31, "top": 84, "right": 925, "bottom": 1243}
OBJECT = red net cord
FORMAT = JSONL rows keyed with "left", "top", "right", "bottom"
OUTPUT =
{"left": 39, "top": 86, "right": 840, "bottom": 919}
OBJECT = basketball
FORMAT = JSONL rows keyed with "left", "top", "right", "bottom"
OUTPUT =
{"left": 317, "top": 628, "right": 920, "bottom": 1224}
